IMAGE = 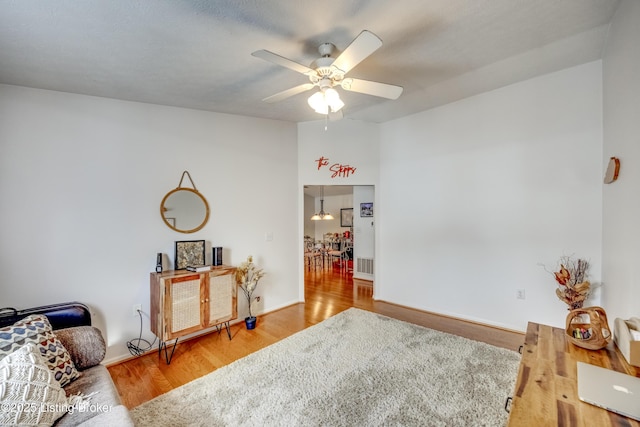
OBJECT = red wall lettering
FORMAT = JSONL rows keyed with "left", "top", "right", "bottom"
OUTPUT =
{"left": 314, "top": 157, "right": 357, "bottom": 179}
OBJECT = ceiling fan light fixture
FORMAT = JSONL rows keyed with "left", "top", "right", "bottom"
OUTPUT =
{"left": 307, "top": 88, "right": 344, "bottom": 115}
{"left": 308, "top": 91, "right": 329, "bottom": 114}
{"left": 325, "top": 88, "right": 344, "bottom": 112}
{"left": 324, "top": 87, "right": 339, "bottom": 103}
{"left": 330, "top": 99, "right": 344, "bottom": 113}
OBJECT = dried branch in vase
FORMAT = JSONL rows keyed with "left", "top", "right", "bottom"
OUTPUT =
{"left": 551, "top": 256, "right": 590, "bottom": 310}
{"left": 235, "top": 255, "right": 265, "bottom": 319}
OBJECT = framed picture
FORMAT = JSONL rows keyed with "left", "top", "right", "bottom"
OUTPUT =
{"left": 174, "top": 240, "right": 205, "bottom": 270}
{"left": 340, "top": 208, "right": 353, "bottom": 227}
{"left": 360, "top": 202, "right": 373, "bottom": 217}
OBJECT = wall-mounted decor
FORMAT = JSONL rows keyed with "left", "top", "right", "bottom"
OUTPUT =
{"left": 340, "top": 208, "right": 353, "bottom": 227}
{"left": 174, "top": 240, "right": 205, "bottom": 270}
{"left": 604, "top": 157, "right": 620, "bottom": 184}
{"left": 314, "top": 156, "right": 357, "bottom": 179}
{"left": 161, "top": 170, "right": 210, "bottom": 234}
{"left": 360, "top": 202, "right": 373, "bottom": 217}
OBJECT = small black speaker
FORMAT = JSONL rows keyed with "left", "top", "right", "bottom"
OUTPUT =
{"left": 212, "top": 247, "right": 223, "bottom": 266}
{"left": 156, "top": 253, "right": 163, "bottom": 273}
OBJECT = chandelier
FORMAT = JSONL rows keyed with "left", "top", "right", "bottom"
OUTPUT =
{"left": 310, "top": 186, "right": 334, "bottom": 220}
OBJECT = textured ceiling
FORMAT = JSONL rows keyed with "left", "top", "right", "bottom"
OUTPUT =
{"left": 0, "top": 0, "right": 620, "bottom": 123}
{"left": 305, "top": 185, "right": 354, "bottom": 198}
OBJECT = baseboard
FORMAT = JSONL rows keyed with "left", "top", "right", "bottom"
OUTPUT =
{"left": 353, "top": 278, "right": 373, "bottom": 287}
{"left": 372, "top": 298, "right": 525, "bottom": 335}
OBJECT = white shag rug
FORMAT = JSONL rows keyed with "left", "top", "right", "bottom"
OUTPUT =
{"left": 131, "top": 308, "right": 520, "bottom": 426}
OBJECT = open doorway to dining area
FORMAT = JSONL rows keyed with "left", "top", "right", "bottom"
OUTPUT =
{"left": 303, "top": 185, "right": 375, "bottom": 297}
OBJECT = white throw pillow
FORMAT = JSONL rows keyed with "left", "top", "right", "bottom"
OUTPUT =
{"left": 0, "top": 314, "right": 80, "bottom": 387}
{"left": 0, "top": 343, "right": 69, "bottom": 426}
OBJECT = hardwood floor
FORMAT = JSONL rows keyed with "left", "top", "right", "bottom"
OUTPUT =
{"left": 108, "top": 264, "right": 524, "bottom": 409}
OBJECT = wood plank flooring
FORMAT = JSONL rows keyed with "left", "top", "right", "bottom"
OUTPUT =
{"left": 108, "top": 265, "right": 524, "bottom": 409}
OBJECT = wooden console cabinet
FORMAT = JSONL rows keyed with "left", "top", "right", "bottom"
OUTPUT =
{"left": 150, "top": 266, "right": 237, "bottom": 362}
{"left": 508, "top": 322, "right": 640, "bottom": 426}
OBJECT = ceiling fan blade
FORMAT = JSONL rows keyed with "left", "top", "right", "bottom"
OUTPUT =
{"left": 262, "top": 83, "right": 315, "bottom": 103}
{"left": 252, "top": 50, "right": 316, "bottom": 77}
{"left": 341, "top": 78, "right": 403, "bottom": 100}
{"left": 330, "top": 30, "right": 382, "bottom": 75}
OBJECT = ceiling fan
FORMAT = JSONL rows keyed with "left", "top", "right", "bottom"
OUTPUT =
{"left": 252, "top": 30, "right": 403, "bottom": 117}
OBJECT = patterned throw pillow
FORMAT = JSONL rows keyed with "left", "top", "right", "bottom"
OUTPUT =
{"left": 0, "top": 314, "right": 80, "bottom": 386}
{"left": 0, "top": 343, "right": 69, "bottom": 426}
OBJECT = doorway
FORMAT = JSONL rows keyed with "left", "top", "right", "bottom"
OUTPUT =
{"left": 303, "top": 185, "right": 375, "bottom": 289}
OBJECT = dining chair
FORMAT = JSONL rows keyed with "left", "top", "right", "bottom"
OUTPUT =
{"left": 328, "top": 239, "right": 348, "bottom": 269}
{"left": 304, "top": 241, "right": 325, "bottom": 270}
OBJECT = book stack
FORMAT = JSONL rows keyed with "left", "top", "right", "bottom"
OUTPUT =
{"left": 186, "top": 265, "right": 212, "bottom": 272}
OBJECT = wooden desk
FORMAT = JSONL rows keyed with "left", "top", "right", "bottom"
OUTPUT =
{"left": 509, "top": 322, "right": 640, "bottom": 426}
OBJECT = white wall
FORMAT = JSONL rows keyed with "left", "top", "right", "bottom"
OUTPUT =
{"left": 378, "top": 62, "right": 603, "bottom": 331}
{"left": 298, "top": 119, "right": 380, "bottom": 298}
{"left": 303, "top": 193, "right": 315, "bottom": 238}
{"left": 0, "top": 84, "right": 299, "bottom": 363}
{"left": 298, "top": 119, "right": 380, "bottom": 185}
{"left": 353, "top": 185, "right": 375, "bottom": 281}
{"left": 602, "top": 0, "right": 640, "bottom": 321}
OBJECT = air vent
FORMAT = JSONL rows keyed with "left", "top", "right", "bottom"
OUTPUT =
{"left": 356, "top": 258, "right": 374, "bottom": 275}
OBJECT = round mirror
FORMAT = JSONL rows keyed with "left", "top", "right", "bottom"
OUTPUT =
{"left": 160, "top": 188, "right": 210, "bottom": 233}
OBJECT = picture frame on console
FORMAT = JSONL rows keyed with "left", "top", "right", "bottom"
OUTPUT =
{"left": 174, "top": 240, "right": 205, "bottom": 270}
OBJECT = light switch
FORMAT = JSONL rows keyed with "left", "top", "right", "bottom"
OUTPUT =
{"left": 265, "top": 232, "right": 273, "bottom": 242}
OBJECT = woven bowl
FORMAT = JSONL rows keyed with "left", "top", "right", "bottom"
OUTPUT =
{"left": 565, "top": 306, "right": 612, "bottom": 350}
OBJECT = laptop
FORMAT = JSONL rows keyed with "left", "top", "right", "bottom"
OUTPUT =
{"left": 577, "top": 362, "right": 640, "bottom": 421}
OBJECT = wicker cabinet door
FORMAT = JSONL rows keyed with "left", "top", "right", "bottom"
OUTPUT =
{"left": 165, "top": 275, "right": 204, "bottom": 339}
{"left": 207, "top": 271, "right": 237, "bottom": 326}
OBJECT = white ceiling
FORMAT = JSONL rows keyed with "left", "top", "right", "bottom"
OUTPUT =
{"left": 304, "top": 185, "right": 353, "bottom": 198}
{"left": 0, "top": 0, "right": 620, "bottom": 124}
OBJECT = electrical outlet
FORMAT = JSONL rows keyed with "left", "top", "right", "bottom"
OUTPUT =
{"left": 516, "top": 289, "right": 526, "bottom": 300}
{"left": 133, "top": 304, "right": 142, "bottom": 316}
